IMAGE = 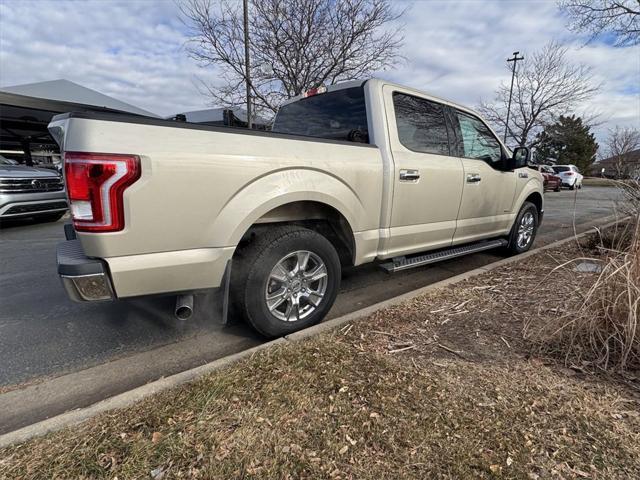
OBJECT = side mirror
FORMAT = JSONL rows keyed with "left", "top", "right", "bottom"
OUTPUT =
{"left": 508, "top": 147, "right": 530, "bottom": 170}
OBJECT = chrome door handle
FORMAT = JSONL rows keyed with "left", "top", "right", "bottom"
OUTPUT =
{"left": 466, "top": 173, "right": 482, "bottom": 183}
{"left": 399, "top": 169, "right": 420, "bottom": 182}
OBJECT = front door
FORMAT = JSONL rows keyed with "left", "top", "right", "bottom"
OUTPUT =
{"left": 383, "top": 87, "right": 464, "bottom": 257}
{"left": 450, "top": 109, "right": 517, "bottom": 244}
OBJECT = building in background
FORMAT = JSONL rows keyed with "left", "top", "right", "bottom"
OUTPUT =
{"left": 592, "top": 149, "right": 640, "bottom": 179}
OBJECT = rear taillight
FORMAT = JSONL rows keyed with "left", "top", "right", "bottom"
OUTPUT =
{"left": 64, "top": 152, "right": 141, "bottom": 232}
{"left": 565, "top": 172, "right": 575, "bottom": 176}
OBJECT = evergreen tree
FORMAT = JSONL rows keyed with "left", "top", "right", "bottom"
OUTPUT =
{"left": 534, "top": 115, "right": 599, "bottom": 172}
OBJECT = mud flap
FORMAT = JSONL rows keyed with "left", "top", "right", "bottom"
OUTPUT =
{"left": 211, "top": 260, "right": 232, "bottom": 324}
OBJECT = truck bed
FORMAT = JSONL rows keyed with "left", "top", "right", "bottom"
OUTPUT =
{"left": 49, "top": 111, "right": 384, "bottom": 297}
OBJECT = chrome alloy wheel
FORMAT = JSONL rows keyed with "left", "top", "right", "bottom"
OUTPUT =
{"left": 265, "top": 250, "right": 328, "bottom": 322}
{"left": 517, "top": 212, "right": 535, "bottom": 249}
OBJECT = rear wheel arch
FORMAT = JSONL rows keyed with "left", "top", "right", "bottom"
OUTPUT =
{"left": 237, "top": 201, "right": 356, "bottom": 267}
{"left": 206, "top": 169, "right": 368, "bottom": 254}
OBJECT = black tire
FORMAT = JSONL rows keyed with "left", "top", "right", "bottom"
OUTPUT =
{"left": 506, "top": 201, "right": 539, "bottom": 255}
{"left": 554, "top": 185, "right": 560, "bottom": 192}
{"left": 231, "top": 226, "right": 341, "bottom": 338}
{"left": 569, "top": 184, "right": 575, "bottom": 190}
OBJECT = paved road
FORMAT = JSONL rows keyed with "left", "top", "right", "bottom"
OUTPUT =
{"left": 0, "top": 187, "right": 622, "bottom": 429}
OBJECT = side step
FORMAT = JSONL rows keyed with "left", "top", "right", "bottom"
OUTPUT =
{"left": 380, "top": 239, "right": 508, "bottom": 273}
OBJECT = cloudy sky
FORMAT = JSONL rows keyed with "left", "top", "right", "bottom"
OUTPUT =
{"left": 1, "top": 0, "right": 638, "bottom": 143}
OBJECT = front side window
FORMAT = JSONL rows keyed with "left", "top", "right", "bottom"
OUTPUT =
{"left": 392, "top": 92, "right": 450, "bottom": 155}
{"left": 454, "top": 111, "right": 503, "bottom": 166}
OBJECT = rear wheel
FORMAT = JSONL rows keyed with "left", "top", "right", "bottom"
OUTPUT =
{"left": 506, "top": 201, "right": 539, "bottom": 255}
{"left": 231, "top": 226, "right": 341, "bottom": 338}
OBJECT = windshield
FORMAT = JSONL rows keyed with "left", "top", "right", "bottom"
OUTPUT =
{"left": 272, "top": 87, "right": 369, "bottom": 143}
{"left": 0, "top": 156, "right": 18, "bottom": 165}
{"left": 553, "top": 166, "right": 571, "bottom": 173}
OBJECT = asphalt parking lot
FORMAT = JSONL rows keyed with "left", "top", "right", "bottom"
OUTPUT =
{"left": 0, "top": 186, "right": 623, "bottom": 433}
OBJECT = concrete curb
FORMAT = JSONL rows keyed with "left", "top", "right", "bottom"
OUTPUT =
{"left": 0, "top": 215, "right": 627, "bottom": 449}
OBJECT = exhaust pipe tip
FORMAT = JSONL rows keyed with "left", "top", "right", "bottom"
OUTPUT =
{"left": 175, "top": 294, "right": 194, "bottom": 320}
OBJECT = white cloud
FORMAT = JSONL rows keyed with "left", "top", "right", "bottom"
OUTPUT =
{"left": 382, "top": 0, "right": 639, "bottom": 141}
{"left": 0, "top": 0, "right": 207, "bottom": 115}
{"left": 0, "top": 0, "right": 638, "bottom": 143}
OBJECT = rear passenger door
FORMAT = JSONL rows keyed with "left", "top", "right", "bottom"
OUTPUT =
{"left": 384, "top": 88, "right": 464, "bottom": 257}
{"left": 449, "top": 109, "right": 517, "bottom": 244}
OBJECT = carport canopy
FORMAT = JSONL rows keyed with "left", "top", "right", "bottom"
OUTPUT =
{"left": 0, "top": 80, "right": 157, "bottom": 165}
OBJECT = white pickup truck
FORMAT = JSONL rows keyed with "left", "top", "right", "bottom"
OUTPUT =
{"left": 50, "top": 78, "right": 543, "bottom": 337}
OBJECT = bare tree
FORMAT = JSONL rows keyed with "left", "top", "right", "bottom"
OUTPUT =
{"left": 179, "top": 0, "right": 403, "bottom": 118}
{"left": 559, "top": 0, "right": 640, "bottom": 46}
{"left": 478, "top": 42, "right": 600, "bottom": 148}
{"left": 605, "top": 126, "right": 640, "bottom": 177}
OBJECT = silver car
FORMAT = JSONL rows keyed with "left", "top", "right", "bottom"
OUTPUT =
{"left": 0, "top": 156, "right": 68, "bottom": 222}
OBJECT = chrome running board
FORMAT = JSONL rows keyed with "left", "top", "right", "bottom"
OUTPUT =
{"left": 381, "top": 239, "right": 508, "bottom": 273}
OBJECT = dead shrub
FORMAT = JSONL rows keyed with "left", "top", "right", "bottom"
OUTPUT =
{"left": 528, "top": 181, "right": 640, "bottom": 371}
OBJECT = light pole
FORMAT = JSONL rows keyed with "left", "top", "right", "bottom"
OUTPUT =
{"left": 504, "top": 51, "right": 524, "bottom": 144}
{"left": 243, "top": 0, "right": 252, "bottom": 129}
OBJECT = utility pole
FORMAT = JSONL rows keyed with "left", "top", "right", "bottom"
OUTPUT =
{"left": 243, "top": 0, "right": 252, "bottom": 129}
{"left": 504, "top": 51, "right": 524, "bottom": 144}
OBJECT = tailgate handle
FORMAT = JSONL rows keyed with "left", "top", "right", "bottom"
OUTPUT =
{"left": 399, "top": 169, "right": 420, "bottom": 182}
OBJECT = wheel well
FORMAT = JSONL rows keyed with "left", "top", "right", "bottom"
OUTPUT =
{"left": 525, "top": 192, "right": 543, "bottom": 216}
{"left": 237, "top": 201, "right": 356, "bottom": 266}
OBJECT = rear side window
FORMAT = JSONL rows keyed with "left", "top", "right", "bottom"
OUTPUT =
{"left": 392, "top": 92, "right": 450, "bottom": 155}
{"left": 453, "top": 110, "right": 503, "bottom": 166}
{"left": 272, "top": 87, "right": 369, "bottom": 143}
{"left": 553, "top": 166, "right": 571, "bottom": 173}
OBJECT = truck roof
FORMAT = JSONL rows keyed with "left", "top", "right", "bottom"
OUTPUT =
{"left": 281, "top": 77, "right": 484, "bottom": 119}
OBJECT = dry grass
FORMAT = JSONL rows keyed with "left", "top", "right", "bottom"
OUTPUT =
{"left": 528, "top": 181, "right": 640, "bottom": 372}
{"left": 1, "top": 336, "right": 639, "bottom": 480}
{"left": 582, "top": 177, "right": 638, "bottom": 188}
{"left": 582, "top": 177, "right": 617, "bottom": 187}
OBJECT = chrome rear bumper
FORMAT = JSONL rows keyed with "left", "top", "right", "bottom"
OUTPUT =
{"left": 57, "top": 238, "right": 115, "bottom": 302}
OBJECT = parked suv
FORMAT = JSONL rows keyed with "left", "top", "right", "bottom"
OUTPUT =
{"left": 0, "top": 156, "right": 68, "bottom": 222}
{"left": 552, "top": 164, "right": 583, "bottom": 190}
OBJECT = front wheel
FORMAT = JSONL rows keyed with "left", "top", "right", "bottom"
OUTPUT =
{"left": 231, "top": 226, "right": 341, "bottom": 338}
{"left": 506, "top": 201, "right": 539, "bottom": 255}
